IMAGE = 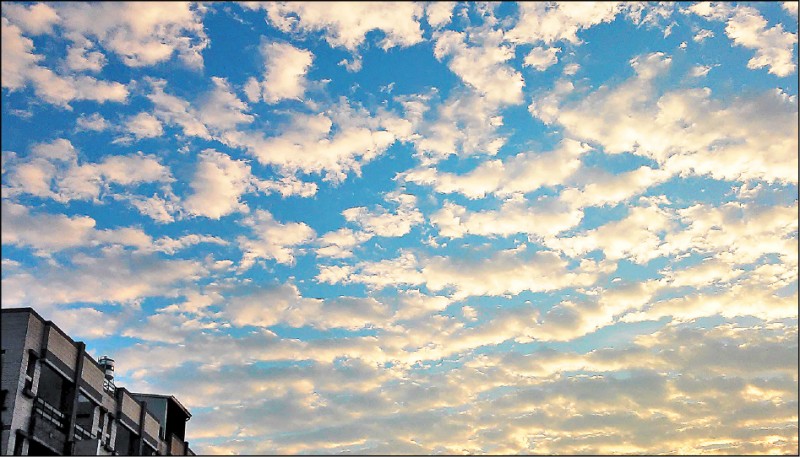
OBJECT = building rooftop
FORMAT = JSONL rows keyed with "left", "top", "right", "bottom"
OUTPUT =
{"left": 130, "top": 393, "right": 192, "bottom": 420}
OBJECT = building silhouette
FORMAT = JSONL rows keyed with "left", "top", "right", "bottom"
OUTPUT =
{"left": 1, "top": 308, "right": 194, "bottom": 455}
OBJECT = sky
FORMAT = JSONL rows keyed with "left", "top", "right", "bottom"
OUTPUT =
{"left": 1, "top": 1, "right": 798, "bottom": 454}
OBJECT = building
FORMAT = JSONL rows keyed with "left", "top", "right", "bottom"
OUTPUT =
{"left": 1, "top": 308, "right": 194, "bottom": 456}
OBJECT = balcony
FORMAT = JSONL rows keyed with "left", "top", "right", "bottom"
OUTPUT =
{"left": 30, "top": 397, "right": 67, "bottom": 453}
{"left": 33, "top": 397, "right": 66, "bottom": 429}
{"left": 74, "top": 422, "right": 96, "bottom": 441}
{"left": 169, "top": 432, "right": 186, "bottom": 455}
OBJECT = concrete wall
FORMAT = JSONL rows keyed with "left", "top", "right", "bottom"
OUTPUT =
{"left": 80, "top": 356, "right": 106, "bottom": 404}
{"left": 143, "top": 410, "right": 161, "bottom": 448}
{"left": 45, "top": 326, "right": 77, "bottom": 376}
{"left": 0, "top": 311, "right": 46, "bottom": 456}
{"left": 1, "top": 312, "right": 30, "bottom": 455}
{"left": 120, "top": 390, "right": 142, "bottom": 431}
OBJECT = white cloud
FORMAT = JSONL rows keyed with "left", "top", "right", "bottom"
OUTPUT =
{"left": 524, "top": 46, "right": 560, "bottom": 70}
{"left": 402, "top": 139, "right": 588, "bottom": 199}
{"left": 122, "top": 311, "right": 219, "bottom": 344}
{"left": 126, "top": 112, "right": 164, "bottom": 139}
{"left": 105, "top": 313, "right": 798, "bottom": 454}
{"left": 412, "top": 90, "right": 507, "bottom": 163}
{"left": 153, "top": 234, "right": 228, "bottom": 255}
{"left": 725, "top": 7, "right": 797, "bottom": 76}
{"left": 1, "top": 248, "right": 205, "bottom": 309}
{"left": 53, "top": 164, "right": 104, "bottom": 201}
{"left": 342, "top": 192, "right": 423, "bottom": 237}
{"left": 223, "top": 283, "right": 391, "bottom": 330}
{"left": 147, "top": 78, "right": 211, "bottom": 139}
{"left": 197, "top": 77, "right": 254, "bottom": 131}
{"left": 4, "top": 159, "right": 57, "bottom": 198}
{"left": 30, "top": 68, "right": 129, "bottom": 108}
{"left": 530, "top": 52, "right": 798, "bottom": 184}
{"left": 693, "top": 29, "right": 714, "bottom": 42}
{"left": 141, "top": 77, "right": 250, "bottom": 143}
{"left": 431, "top": 196, "right": 583, "bottom": 240}
{"left": 662, "top": 258, "right": 745, "bottom": 289}
{"left": 325, "top": 246, "right": 613, "bottom": 300}
{"left": 563, "top": 62, "right": 580, "bottom": 75}
{"left": 3, "top": 139, "right": 172, "bottom": 202}
{"left": 689, "top": 64, "right": 713, "bottom": 77}
{"left": 1, "top": 200, "right": 219, "bottom": 256}
{"left": 434, "top": 28, "right": 524, "bottom": 105}
{"left": 158, "top": 289, "right": 218, "bottom": 314}
{"left": 247, "top": 42, "right": 314, "bottom": 104}
{"left": 545, "top": 200, "right": 675, "bottom": 264}
{"left": 623, "top": 2, "right": 677, "bottom": 31}
{"left": 123, "top": 193, "right": 181, "bottom": 224}
{"left": 391, "top": 290, "right": 452, "bottom": 321}
{"left": 1, "top": 18, "right": 128, "bottom": 107}
{"left": 31, "top": 138, "right": 77, "bottom": 162}
{"left": 464, "top": 322, "right": 798, "bottom": 451}
{"left": 689, "top": 4, "right": 797, "bottom": 77}
{"left": 2, "top": 2, "right": 59, "bottom": 35}
{"left": 183, "top": 149, "right": 253, "bottom": 219}
{"left": 237, "top": 210, "right": 315, "bottom": 268}
{"left": 254, "top": 175, "right": 319, "bottom": 198}
{"left": 316, "top": 228, "right": 371, "bottom": 259}
{"left": 76, "top": 113, "right": 109, "bottom": 131}
{"left": 312, "top": 191, "right": 424, "bottom": 259}
{"left": 1, "top": 18, "right": 42, "bottom": 90}
{"left": 625, "top": 286, "right": 797, "bottom": 324}
{"left": 2, "top": 200, "right": 98, "bottom": 252}
{"left": 96, "top": 153, "right": 173, "bottom": 185}
{"left": 254, "top": 2, "right": 424, "bottom": 51}
{"left": 425, "top": 2, "right": 457, "bottom": 29}
{"left": 55, "top": 2, "right": 209, "bottom": 68}
{"left": 145, "top": 81, "right": 403, "bottom": 184}
{"left": 336, "top": 55, "right": 363, "bottom": 73}
{"left": 65, "top": 37, "right": 106, "bottom": 73}
{"left": 506, "top": 2, "right": 621, "bottom": 44}
{"left": 225, "top": 99, "right": 398, "bottom": 182}
{"left": 56, "top": 153, "right": 172, "bottom": 201}
{"left": 558, "top": 165, "right": 672, "bottom": 210}
{"left": 51, "top": 307, "right": 122, "bottom": 339}
{"left": 663, "top": 201, "right": 798, "bottom": 266}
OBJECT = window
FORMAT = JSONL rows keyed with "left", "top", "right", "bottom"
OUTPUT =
{"left": 98, "top": 408, "right": 107, "bottom": 442}
{"left": 23, "top": 351, "right": 37, "bottom": 395}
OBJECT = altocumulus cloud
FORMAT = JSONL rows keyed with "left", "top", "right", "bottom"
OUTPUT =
{"left": 1, "top": 2, "right": 797, "bottom": 455}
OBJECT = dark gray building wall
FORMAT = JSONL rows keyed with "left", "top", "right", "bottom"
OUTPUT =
{"left": 1, "top": 311, "right": 39, "bottom": 455}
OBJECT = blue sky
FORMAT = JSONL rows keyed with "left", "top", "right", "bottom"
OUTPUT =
{"left": 1, "top": 2, "right": 798, "bottom": 454}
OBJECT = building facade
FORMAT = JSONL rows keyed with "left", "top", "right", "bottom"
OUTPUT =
{"left": 1, "top": 308, "right": 194, "bottom": 456}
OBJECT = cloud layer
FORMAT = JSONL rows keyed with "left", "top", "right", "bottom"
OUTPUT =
{"left": 2, "top": 2, "right": 797, "bottom": 455}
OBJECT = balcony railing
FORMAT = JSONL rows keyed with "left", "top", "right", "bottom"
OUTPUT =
{"left": 33, "top": 397, "right": 66, "bottom": 430}
{"left": 169, "top": 433, "right": 186, "bottom": 455}
{"left": 74, "top": 422, "right": 96, "bottom": 441}
{"left": 34, "top": 397, "right": 99, "bottom": 443}
{"left": 103, "top": 378, "right": 116, "bottom": 394}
